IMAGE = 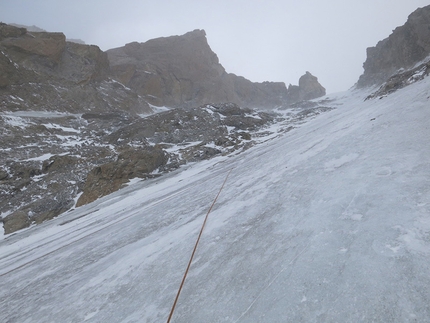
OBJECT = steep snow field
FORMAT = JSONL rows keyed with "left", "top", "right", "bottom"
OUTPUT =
{"left": 1, "top": 78, "right": 430, "bottom": 322}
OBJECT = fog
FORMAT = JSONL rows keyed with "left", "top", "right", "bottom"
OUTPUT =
{"left": 2, "top": 0, "right": 429, "bottom": 92}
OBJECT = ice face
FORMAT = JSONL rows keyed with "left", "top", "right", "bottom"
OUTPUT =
{"left": 1, "top": 77, "right": 430, "bottom": 322}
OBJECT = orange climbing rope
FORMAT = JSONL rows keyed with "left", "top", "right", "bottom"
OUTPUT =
{"left": 166, "top": 168, "right": 233, "bottom": 323}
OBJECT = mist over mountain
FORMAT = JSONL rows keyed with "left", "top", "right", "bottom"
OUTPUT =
{"left": 2, "top": 2, "right": 430, "bottom": 233}
{"left": 9, "top": 23, "right": 86, "bottom": 44}
{"left": 107, "top": 29, "right": 325, "bottom": 109}
{"left": 1, "top": 5, "right": 430, "bottom": 322}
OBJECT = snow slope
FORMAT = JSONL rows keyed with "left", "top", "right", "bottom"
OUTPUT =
{"left": 1, "top": 78, "right": 430, "bottom": 322}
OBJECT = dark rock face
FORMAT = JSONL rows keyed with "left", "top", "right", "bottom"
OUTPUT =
{"left": 298, "top": 72, "right": 326, "bottom": 100}
{"left": 0, "top": 23, "right": 27, "bottom": 40}
{"left": 76, "top": 147, "right": 169, "bottom": 207}
{"left": 107, "top": 30, "right": 289, "bottom": 109}
{"left": 0, "top": 100, "right": 278, "bottom": 233}
{"left": 357, "top": 5, "right": 430, "bottom": 87}
{"left": 365, "top": 61, "right": 430, "bottom": 99}
{"left": 286, "top": 72, "right": 326, "bottom": 103}
{"left": 0, "top": 23, "right": 152, "bottom": 115}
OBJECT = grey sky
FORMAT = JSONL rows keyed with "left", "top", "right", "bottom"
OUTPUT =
{"left": 1, "top": 0, "right": 429, "bottom": 93}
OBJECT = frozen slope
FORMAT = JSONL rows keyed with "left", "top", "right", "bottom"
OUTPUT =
{"left": 1, "top": 78, "right": 430, "bottom": 322}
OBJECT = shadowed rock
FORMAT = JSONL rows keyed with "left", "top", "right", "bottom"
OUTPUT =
{"left": 76, "top": 147, "right": 169, "bottom": 207}
{"left": 0, "top": 23, "right": 152, "bottom": 114}
{"left": 357, "top": 5, "right": 430, "bottom": 88}
{"left": 286, "top": 72, "right": 326, "bottom": 103}
{"left": 107, "top": 29, "right": 289, "bottom": 109}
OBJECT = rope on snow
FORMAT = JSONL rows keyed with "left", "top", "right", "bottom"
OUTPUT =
{"left": 166, "top": 168, "right": 233, "bottom": 323}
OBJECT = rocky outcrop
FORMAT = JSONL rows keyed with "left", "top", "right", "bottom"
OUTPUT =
{"left": 107, "top": 30, "right": 289, "bottom": 109}
{"left": 1, "top": 153, "right": 84, "bottom": 234}
{"left": 0, "top": 23, "right": 329, "bottom": 234}
{"left": 365, "top": 60, "right": 430, "bottom": 99}
{"left": 0, "top": 99, "right": 280, "bottom": 233}
{"left": 286, "top": 72, "right": 326, "bottom": 103}
{"left": 9, "top": 23, "right": 46, "bottom": 33}
{"left": 1, "top": 23, "right": 326, "bottom": 113}
{"left": 76, "top": 147, "right": 169, "bottom": 206}
{"left": 0, "top": 23, "right": 152, "bottom": 115}
{"left": 0, "top": 23, "right": 27, "bottom": 40}
{"left": 2, "top": 31, "right": 66, "bottom": 67}
{"left": 357, "top": 5, "right": 430, "bottom": 88}
{"left": 58, "top": 42, "right": 110, "bottom": 84}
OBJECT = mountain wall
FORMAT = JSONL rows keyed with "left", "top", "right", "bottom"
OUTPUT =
{"left": 107, "top": 30, "right": 288, "bottom": 108}
{"left": 357, "top": 5, "right": 430, "bottom": 88}
{"left": 108, "top": 29, "right": 318, "bottom": 109}
{"left": 0, "top": 23, "right": 152, "bottom": 115}
{"left": 1, "top": 24, "right": 325, "bottom": 112}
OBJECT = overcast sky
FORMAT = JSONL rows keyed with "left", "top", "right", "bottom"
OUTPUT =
{"left": 1, "top": 0, "right": 429, "bottom": 93}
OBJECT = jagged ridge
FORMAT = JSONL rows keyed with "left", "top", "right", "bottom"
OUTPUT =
{"left": 357, "top": 5, "right": 430, "bottom": 88}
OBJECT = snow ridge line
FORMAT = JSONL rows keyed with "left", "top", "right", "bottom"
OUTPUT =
{"left": 166, "top": 168, "right": 233, "bottom": 323}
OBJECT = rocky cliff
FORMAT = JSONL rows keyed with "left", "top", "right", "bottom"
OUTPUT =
{"left": 357, "top": 5, "right": 430, "bottom": 88}
{"left": 107, "top": 30, "right": 292, "bottom": 109}
{"left": 107, "top": 30, "right": 327, "bottom": 108}
{"left": 0, "top": 23, "right": 152, "bottom": 115}
{"left": 0, "top": 23, "right": 329, "bottom": 234}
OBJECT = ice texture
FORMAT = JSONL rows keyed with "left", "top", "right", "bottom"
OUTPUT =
{"left": 1, "top": 77, "right": 430, "bottom": 322}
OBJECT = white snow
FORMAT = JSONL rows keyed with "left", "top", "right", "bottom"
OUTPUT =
{"left": 9, "top": 95, "right": 24, "bottom": 101}
{"left": 23, "top": 152, "right": 69, "bottom": 162}
{"left": 126, "top": 178, "right": 143, "bottom": 186}
{"left": 1, "top": 77, "right": 430, "bottom": 322}
{"left": 2, "top": 115, "right": 29, "bottom": 128}
{"left": 42, "top": 123, "right": 80, "bottom": 133}
{"left": 1, "top": 50, "right": 19, "bottom": 68}
{"left": 145, "top": 104, "right": 171, "bottom": 115}
{"left": 324, "top": 153, "right": 359, "bottom": 172}
{"left": 2, "top": 111, "right": 81, "bottom": 118}
{"left": 23, "top": 153, "right": 56, "bottom": 162}
{"left": 203, "top": 106, "right": 215, "bottom": 115}
{"left": 162, "top": 141, "right": 202, "bottom": 154}
{"left": 245, "top": 113, "right": 262, "bottom": 120}
{"left": 226, "top": 125, "right": 235, "bottom": 133}
{"left": 55, "top": 135, "right": 82, "bottom": 147}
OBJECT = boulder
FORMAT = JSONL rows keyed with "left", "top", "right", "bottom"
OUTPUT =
{"left": 2, "top": 196, "right": 75, "bottom": 234}
{"left": 76, "top": 147, "right": 169, "bottom": 206}
{"left": 2, "top": 210, "right": 31, "bottom": 235}
{"left": 42, "top": 155, "right": 83, "bottom": 173}
{"left": 0, "top": 169, "right": 8, "bottom": 181}
{"left": 298, "top": 72, "right": 326, "bottom": 100}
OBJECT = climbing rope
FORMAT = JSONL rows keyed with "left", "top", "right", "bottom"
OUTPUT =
{"left": 166, "top": 168, "right": 233, "bottom": 323}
